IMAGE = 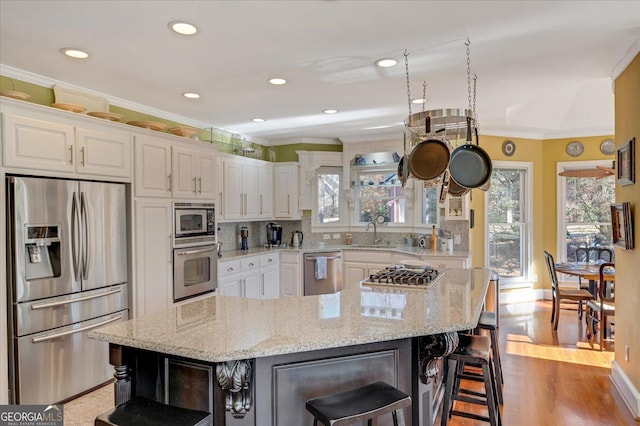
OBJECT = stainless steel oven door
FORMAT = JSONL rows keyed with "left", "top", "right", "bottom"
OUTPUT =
{"left": 173, "top": 245, "right": 217, "bottom": 302}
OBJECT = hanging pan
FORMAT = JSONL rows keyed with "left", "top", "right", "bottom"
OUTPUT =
{"left": 408, "top": 139, "right": 450, "bottom": 181}
{"left": 448, "top": 176, "right": 470, "bottom": 197}
{"left": 448, "top": 117, "right": 492, "bottom": 189}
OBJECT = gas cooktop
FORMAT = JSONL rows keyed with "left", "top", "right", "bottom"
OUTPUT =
{"left": 362, "top": 265, "right": 444, "bottom": 290}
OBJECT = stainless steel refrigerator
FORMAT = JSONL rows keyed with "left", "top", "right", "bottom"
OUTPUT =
{"left": 6, "top": 176, "right": 129, "bottom": 404}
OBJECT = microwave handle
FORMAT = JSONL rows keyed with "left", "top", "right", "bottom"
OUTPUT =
{"left": 176, "top": 247, "right": 215, "bottom": 256}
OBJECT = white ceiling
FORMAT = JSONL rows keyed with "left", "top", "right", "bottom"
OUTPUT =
{"left": 1, "top": 1, "right": 639, "bottom": 145}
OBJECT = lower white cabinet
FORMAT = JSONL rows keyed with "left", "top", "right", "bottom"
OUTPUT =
{"left": 134, "top": 199, "right": 172, "bottom": 317}
{"left": 218, "top": 253, "right": 279, "bottom": 299}
{"left": 342, "top": 250, "right": 392, "bottom": 288}
{"left": 279, "top": 251, "right": 302, "bottom": 297}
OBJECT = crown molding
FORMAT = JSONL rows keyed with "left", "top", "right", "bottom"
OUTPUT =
{"left": 0, "top": 64, "right": 209, "bottom": 130}
{"left": 612, "top": 38, "right": 640, "bottom": 80}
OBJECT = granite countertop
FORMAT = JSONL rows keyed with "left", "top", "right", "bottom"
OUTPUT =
{"left": 218, "top": 245, "right": 470, "bottom": 260}
{"left": 89, "top": 268, "right": 491, "bottom": 363}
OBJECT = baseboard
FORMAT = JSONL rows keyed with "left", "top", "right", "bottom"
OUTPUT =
{"left": 611, "top": 360, "right": 640, "bottom": 419}
{"left": 500, "top": 288, "right": 544, "bottom": 304}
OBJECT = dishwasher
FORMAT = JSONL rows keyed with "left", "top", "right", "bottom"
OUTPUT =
{"left": 304, "top": 251, "right": 343, "bottom": 295}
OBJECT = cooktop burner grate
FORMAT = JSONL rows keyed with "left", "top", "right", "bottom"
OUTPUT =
{"left": 363, "top": 265, "right": 443, "bottom": 289}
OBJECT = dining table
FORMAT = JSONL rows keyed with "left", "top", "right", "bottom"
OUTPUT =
{"left": 555, "top": 262, "right": 615, "bottom": 296}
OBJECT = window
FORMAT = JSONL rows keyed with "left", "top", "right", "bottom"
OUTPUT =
{"left": 422, "top": 185, "right": 438, "bottom": 225}
{"left": 354, "top": 167, "right": 405, "bottom": 224}
{"left": 485, "top": 162, "right": 532, "bottom": 287}
{"left": 557, "top": 161, "right": 615, "bottom": 262}
{"left": 316, "top": 167, "right": 342, "bottom": 224}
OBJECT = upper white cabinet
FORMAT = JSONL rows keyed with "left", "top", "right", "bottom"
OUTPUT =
{"left": 258, "top": 166, "right": 273, "bottom": 219}
{"left": 221, "top": 155, "right": 273, "bottom": 221}
{"left": 2, "top": 113, "right": 131, "bottom": 179}
{"left": 274, "top": 162, "right": 299, "bottom": 219}
{"left": 440, "top": 192, "right": 470, "bottom": 221}
{"left": 172, "top": 146, "right": 216, "bottom": 200}
{"left": 134, "top": 135, "right": 172, "bottom": 198}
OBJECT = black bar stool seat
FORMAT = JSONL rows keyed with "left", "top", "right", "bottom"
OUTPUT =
{"left": 476, "top": 311, "right": 504, "bottom": 391}
{"left": 306, "top": 381, "right": 411, "bottom": 426}
{"left": 95, "top": 397, "right": 212, "bottom": 426}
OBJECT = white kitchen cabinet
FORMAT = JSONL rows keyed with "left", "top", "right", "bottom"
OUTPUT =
{"left": 440, "top": 192, "right": 470, "bottom": 220}
{"left": 218, "top": 253, "right": 279, "bottom": 299}
{"left": 134, "top": 199, "right": 173, "bottom": 317}
{"left": 274, "top": 163, "right": 299, "bottom": 219}
{"left": 258, "top": 166, "right": 273, "bottom": 219}
{"left": 172, "top": 146, "right": 216, "bottom": 200}
{"left": 279, "top": 251, "right": 302, "bottom": 298}
{"left": 343, "top": 250, "right": 393, "bottom": 288}
{"left": 221, "top": 156, "right": 271, "bottom": 220}
{"left": 3, "top": 113, "right": 131, "bottom": 179}
{"left": 134, "top": 135, "right": 172, "bottom": 198}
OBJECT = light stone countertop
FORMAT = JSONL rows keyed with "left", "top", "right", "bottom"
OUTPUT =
{"left": 218, "top": 245, "right": 470, "bottom": 261}
{"left": 89, "top": 268, "right": 490, "bottom": 363}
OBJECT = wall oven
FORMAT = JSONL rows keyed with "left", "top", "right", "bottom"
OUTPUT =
{"left": 173, "top": 244, "right": 217, "bottom": 302}
{"left": 173, "top": 202, "right": 215, "bottom": 247}
{"left": 172, "top": 202, "right": 217, "bottom": 301}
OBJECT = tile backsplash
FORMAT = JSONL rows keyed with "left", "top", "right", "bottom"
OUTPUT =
{"left": 218, "top": 217, "right": 469, "bottom": 251}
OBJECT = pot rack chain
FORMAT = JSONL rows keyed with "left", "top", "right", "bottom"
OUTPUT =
{"left": 404, "top": 49, "right": 412, "bottom": 117}
{"left": 466, "top": 38, "right": 472, "bottom": 113}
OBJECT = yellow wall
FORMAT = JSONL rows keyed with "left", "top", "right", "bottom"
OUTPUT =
{"left": 469, "top": 134, "right": 614, "bottom": 290}
{"left": 614, "top": 53, "right": 640, "bottom": 394}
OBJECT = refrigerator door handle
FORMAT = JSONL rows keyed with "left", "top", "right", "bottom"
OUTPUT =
{"left": 31, "top": 314, "right": 123, "bottom": 343}
{"left": 71, "top": 192, "right": 81, "bottom": 281}
{"left": 30, "top": 288, "right": 122, "bottom": 310}
{"left": 80, "top": 192, "right": 89, "bottom": 280}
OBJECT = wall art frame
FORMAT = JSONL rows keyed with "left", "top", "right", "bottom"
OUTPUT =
{"left": 611, "top": 201, "right": 634, "bottom": 250}
{"left": 617, "top": 137, "right": 635, "bottom": 186}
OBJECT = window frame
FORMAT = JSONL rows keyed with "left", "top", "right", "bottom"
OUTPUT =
{"left": 312, "top": 166, "right": 349, "bottom": 231}
{"left": 352, "top": 164, "right": 407, "bottom": 226}
{"left": 556, "top": 160, "right": 615, "bottom": 263}
{"left": 484, "top": 161, "right": 533, "bottom": 289}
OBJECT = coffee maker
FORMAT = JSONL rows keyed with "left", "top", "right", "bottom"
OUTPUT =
{"left": 266, "top": 222, "right": 282, "bottom": 246}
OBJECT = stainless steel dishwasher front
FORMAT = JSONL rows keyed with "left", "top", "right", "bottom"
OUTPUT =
{"left": 303, "top": 251, "right": 343, "bottom": 295}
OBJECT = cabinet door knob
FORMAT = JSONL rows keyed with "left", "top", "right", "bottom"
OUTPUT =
{"left": 80, "top": 147, "right": 85, "bottom": 166}
{"left": 227, "top": 267, "right": 234, "bottom": 272}
{"left": 69, "top": 145, "right": 74, "bottom": 164}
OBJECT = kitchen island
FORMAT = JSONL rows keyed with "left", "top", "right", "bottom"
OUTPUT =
{"left": 90, "top": 267, "right": 491, "bottom": 426}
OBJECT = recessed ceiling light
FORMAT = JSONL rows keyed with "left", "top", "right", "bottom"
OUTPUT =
{"left": 323, "top": 109, "right": 338, "bottom": 114}
{"left": 411, "top": 98, "right": 426, "bottom": 104}
{"left": 252, "top": 118, "right": 265, "bottom": 122}
{"left": 375, "top": 58, "right": 397, "bottom": 68}
{"left": 269, "top": 78, "right": 287, "bottom": 85}
{"left": 62, "top": 48, "right": 89, "bottom": 59}
{"left": 182, "top": 92, "right": 200, "bottom": 99}
{"left": 169, "top": 21, "right": 197, "bottom": 35}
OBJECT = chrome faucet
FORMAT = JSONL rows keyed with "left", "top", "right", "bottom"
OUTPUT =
{"left": 366, "top": 221, "right": 382, "bottom": 245}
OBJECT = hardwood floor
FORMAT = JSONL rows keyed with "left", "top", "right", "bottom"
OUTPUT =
{"left": 442, "top": 301, "right": 638, "bottom": 426}
{"left": 63, "top": 301, "right": 638, "bottom": 425}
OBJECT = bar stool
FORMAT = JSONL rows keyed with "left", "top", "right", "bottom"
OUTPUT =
{"left": 441, "top": 334, "right": 502, "bottom": 426}
{"left": 95, "top": 397, "right": 212, "bottom": 426}
{"left": 305, "top": 381, "right": 411, "bottom": 426}
{"left": 475, "top": 311, "right": 504, "bottom": 394}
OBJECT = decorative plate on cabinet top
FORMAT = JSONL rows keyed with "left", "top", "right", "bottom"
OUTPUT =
{"left": 600, "top": 138, "right": 615, "bottom": 155}
{"left": 87, "top": 111, "right": 125, "bottom": 121}
{"left": 168, "top": 126, "right": 199, "bottom": 138}
{"left": 566, "top": 140, "right": 584, "bottom": 157}
{"left": 51, "top": 103, "right": 86, "bottom": 113}
{"left": 0, "top": 90, "right": 30, "bottom": 100}
{"left": 127, "top": 121, "right": 166, "bottom": 131}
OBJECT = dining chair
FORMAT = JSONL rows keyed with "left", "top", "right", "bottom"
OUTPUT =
{"left": 544, "top": 251, "right": 594, "bottom": 331}
{"left": 574, "top": 247, "right": 613, "bottom": 313}
{"left": 586, "top": 262, "right": 615, "bottom": 351}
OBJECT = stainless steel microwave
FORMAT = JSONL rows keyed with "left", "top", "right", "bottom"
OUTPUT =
{"left": 173, "top": 202, "right": 215, "bottom": 247}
